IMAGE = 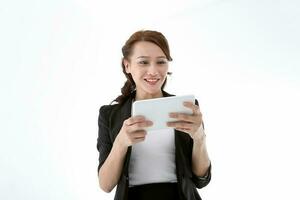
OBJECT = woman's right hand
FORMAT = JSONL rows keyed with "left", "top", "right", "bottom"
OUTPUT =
{"left": 115, "top": 116, "right": 153, "bottom": 148}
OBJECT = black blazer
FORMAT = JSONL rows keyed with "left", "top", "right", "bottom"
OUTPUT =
{"left": 97, "top": 90, "right": 211, "bottom": 200}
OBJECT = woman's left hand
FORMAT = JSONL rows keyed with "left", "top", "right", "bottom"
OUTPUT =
{"left": 167, "top": 101, "right": 204, "bottom": 140}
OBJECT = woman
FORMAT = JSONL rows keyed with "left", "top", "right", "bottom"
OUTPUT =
{"left": 97, "top": 30, "right": 211, "bottom": 200}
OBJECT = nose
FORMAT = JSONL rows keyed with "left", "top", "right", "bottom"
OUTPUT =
{"left": 147, "top": 63, "right": 159, "bottom": 75}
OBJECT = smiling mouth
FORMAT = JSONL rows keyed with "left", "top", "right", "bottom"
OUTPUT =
{"left": 144, "top": 78, "right": 160, "bottom": 85}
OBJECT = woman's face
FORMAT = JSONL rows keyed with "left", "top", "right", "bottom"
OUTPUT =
{"left": 124, "top": 41, "right": 169, "bottom": 99}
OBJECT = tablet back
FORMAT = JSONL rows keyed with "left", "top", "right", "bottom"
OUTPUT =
{"left": 132, "top": 95, "right": 195, "bottom": 131}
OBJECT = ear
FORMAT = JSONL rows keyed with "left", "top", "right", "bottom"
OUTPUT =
{"left": 123, "top": 59, "right": 130, "bottom": 74}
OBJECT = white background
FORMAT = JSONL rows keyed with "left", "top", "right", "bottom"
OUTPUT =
{"left": 1, "top": 0, "right": 300, "bottom": 199}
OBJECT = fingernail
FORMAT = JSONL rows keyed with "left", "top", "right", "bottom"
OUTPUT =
{"left": 169, "top": 113, "right": 176, "bottom": 117}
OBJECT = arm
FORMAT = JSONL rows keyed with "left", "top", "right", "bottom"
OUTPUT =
{"left": 97, "top": 106, "right": 152, "bottom": 193}
{"left": 191, "top": 125, "right": 211, "bottom": 177}
{"left": 167, "top": 100, "right": 211, "bottom": 188}
{"left": 98, "top": 137, "right": 128, "bottom": 193}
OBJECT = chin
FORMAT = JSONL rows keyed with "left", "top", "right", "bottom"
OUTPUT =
{"left": 143, "top": 87, "right": 162, "bottom": 95}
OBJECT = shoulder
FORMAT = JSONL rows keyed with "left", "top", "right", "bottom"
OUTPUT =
{"left": 98, "top": 104, "right": 122, "bottom": 130}
{"left": 99, "top": 103, "right": 121, "bottom": 118}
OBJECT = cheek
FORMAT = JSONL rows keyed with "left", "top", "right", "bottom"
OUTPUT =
{"left": 131, "top": 69, "right": 145, "bottom": 80}
{"left": 160, "top": 66, "right": 169, "bottom": 75}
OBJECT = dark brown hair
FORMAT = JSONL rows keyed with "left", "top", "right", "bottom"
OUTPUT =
{"left": 113, "top": 30, "right": 173, "bottom": 105}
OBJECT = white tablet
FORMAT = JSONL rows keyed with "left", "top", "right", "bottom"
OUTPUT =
{"left": 131, "top": 95, "right": 195, "bottom": 131}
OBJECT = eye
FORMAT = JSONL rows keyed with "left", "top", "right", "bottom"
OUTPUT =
{"left": 157, "top": 60, "right": 167, "bottom": 65}
{"left": 138, "top": 60, "right": 149, "bottom": 65}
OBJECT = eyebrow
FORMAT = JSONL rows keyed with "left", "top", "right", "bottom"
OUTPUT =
{"left": 136, "top": 56, "right": 167, "bottom": 59}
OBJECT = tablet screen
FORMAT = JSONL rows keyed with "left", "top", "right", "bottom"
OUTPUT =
{"left": 132, "top": 95, "right": 195, "bottom": 131}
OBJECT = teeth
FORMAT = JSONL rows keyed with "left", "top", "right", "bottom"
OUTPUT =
{"left": 146, "top": 79, "right": 158, "bottom": 82}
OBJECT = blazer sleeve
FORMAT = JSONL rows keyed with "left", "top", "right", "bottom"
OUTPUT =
{"left": 97, "top": 105, "right": 112, "bottom": 173}
{"left": 191, "top": 99, "right": 212, "bottom": 188}
{"left": 191, "top": 163, "right": 212, "bottom": 189}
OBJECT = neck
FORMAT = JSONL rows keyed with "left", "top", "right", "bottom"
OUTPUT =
{"left": 135, "top": 90, "right": 163, "bottom": 101}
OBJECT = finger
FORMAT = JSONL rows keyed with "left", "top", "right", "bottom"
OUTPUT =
{"left": 167, "top": 121, "right": 193, "bottom": 130}
{"left": 183, "top": 101, "right": 201, "bottom": 115}
{"left": 132, "top": 137, "right": 146, "bottom": 144}
{"left": 169, "top": 112, "right": 197, "bottom": 123}
{"left": 130, "top": 130, "right": 147, "bottom": 143}
{"left": 130, "top": 130, "right": 147, "bottom": 139}
{"left": 127, "top": 120, "right": 153, "bottom": 132}
{"left": 125, "top": 115, "right": 146, "bottom": 126}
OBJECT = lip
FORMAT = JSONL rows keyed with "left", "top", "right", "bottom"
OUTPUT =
{"left": 144, "top": 78, "right": 159, "bottom": 81}
{"left": 144, "top": 78, "right": 160, "bottom": 85}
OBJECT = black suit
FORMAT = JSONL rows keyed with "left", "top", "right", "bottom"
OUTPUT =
{"left": 97, "top": 90, "right": 211, "bottom": 200}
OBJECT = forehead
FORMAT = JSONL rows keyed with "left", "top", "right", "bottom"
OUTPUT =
{"left": 131, "top": 41, "right": 166, "bottom": 58}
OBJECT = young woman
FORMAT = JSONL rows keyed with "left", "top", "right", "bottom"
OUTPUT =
{"left": 97, "top": 30, "right": 211, "bottom": 200}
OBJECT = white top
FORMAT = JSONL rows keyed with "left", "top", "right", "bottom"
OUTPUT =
{"left": 128, "top": 128, "right": 177, "bottom": 187}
